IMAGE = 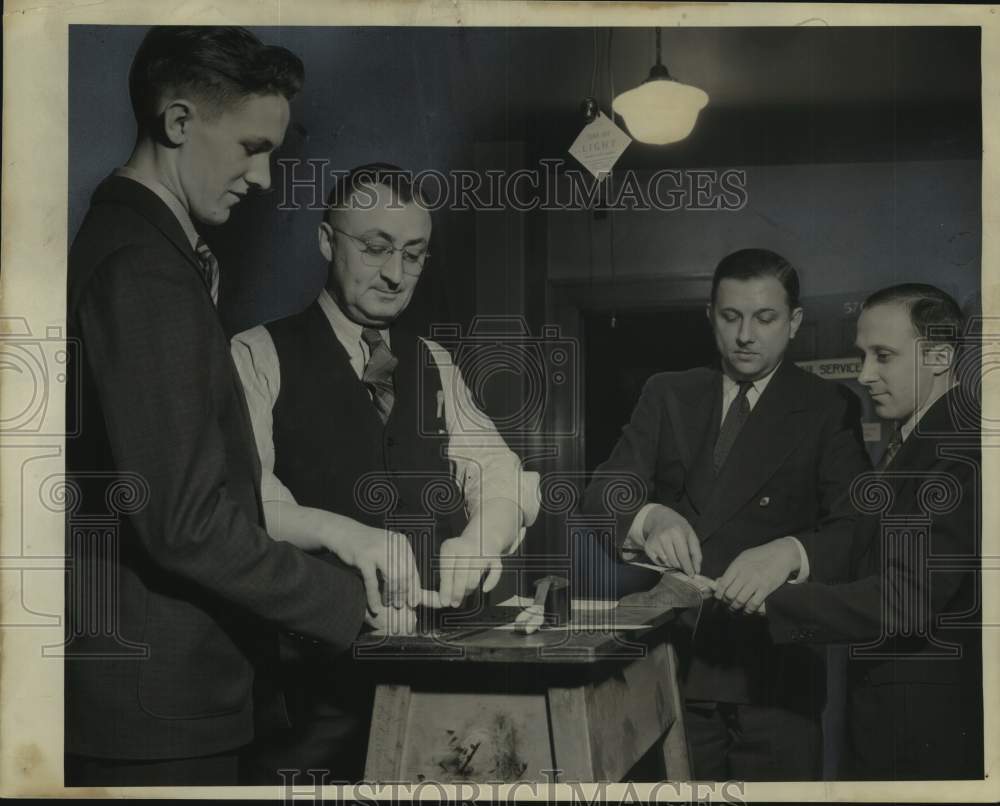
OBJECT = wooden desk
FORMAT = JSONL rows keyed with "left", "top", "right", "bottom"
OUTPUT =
{"left": 355, "top": 602, "right": 690, "bottom": 783}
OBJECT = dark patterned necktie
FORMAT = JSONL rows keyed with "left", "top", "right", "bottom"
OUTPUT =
{"left": 194, "top": 238, "right": 220, "bottom": 306}
{"left": 714, "top": 380, "right": 753, "bottom": 474}
{"left": 876, "top": 427, "right": 904, "bottom": 473}
{"left": 361, "top": 328, "right": 398, "bottom": 424}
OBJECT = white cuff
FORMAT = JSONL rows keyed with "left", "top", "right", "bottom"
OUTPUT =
{"left": 626, "top": 502, "right": 658, "bottom": 547}
{"left": 518, "top": 470, "right": 541, "bottom": 528}
{"left": 786, "top": 536, "right": 810, "bottom": 583}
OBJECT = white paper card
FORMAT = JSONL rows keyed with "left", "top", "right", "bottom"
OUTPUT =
{"left": 568, "top": 110, "right": 632, "bottom": 179}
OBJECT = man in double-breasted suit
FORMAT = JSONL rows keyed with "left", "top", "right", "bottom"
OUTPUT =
{"left": 65, "top": 27, "right": 367, "bottom": 786}
{"left": 728, "top": 284, "right": 983, "bottom": 779}
{"left": 582, "top": 249, "right": 870, "bottom": 780}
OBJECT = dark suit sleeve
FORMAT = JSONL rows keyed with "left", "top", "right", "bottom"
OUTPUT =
{"left": 796, "top": 386, "right": 871, "bottom": 583}
{"left": 76, "top": 246, "right": 366, "bottom": 648}
{"left": 581, "top": 377, "right": 668, "bottom": 546}
{"left": 767, "top": 449, "right": 977, "bottom": 644}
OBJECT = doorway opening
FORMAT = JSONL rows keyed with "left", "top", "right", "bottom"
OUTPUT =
{"left": 583, "top": 306, "right": 717, "bottom": 474}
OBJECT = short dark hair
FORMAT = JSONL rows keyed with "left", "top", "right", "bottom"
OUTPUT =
{"left": 324, "top": 163, "right": 428, "bottom": 224}
{"left": 129, "top": 26, "right": 304, "bottom": 131}
{"left": 863, "top": 283, "right": 964, "bottom": 346}
{"left": 710, "top": 248, "right": 801, "bottom": 309}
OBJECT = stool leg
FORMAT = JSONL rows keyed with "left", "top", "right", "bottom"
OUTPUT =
{"left": 546, "top": 686, "right": 594, "bottom": 781}
{"left": 364, "top": 684, "right": 411, "bottom": 780}
{"left": 660, "top": 644, "right": 691, "bottom": 780}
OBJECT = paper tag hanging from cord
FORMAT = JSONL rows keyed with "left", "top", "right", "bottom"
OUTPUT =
{"left": 569, "top": 110, "right": 632, "bottom": 181}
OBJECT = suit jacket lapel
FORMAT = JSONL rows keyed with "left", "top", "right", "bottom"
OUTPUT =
{"left": 94, "top": 176, "right": 206, "bottom": 280}
{"left": 668, "top": 369, "right": 723, "bottom": 516}
{"left": 877, "top": 387, "right": 965, "bottom": 507}
{"left": 99, "top": 178, "right": 264, "bottom": 517}
{"left": 855, "top": 388, "right": 972, "bottom": 575}
{"left": 876, "top": 388, "right": 962, "bottom": 517}
{"left": 696, "top": 362, "right": 805, "bottom": 541}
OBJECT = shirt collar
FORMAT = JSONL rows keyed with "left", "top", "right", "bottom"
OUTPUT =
{"left": 722, "top": 361, "right": 782, "bottom": 398}
{"left": 115, "top": 166, "right": 201, "bottom": 250}
{"left": 317, "top": 289, "right": 390, "bottom": 356}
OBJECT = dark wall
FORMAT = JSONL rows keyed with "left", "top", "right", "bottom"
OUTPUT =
{"left": 69, "top": 23, "right": 982, "bottom": 361}
{"left": 68, "top": 25, "right": 532, "bottom": 335}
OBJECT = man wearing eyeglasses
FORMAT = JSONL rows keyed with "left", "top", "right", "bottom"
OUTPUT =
{"left": 230, "top": 163, "right": 538, "bottom": 781}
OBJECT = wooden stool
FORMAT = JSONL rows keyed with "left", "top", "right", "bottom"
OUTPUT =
{"left": 359, "top": 605, "right": 690, "bottom": 783}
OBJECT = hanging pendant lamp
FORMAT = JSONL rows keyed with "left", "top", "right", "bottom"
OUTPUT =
{"left": 613, "top": 28, "right": 708, "bottom": 145}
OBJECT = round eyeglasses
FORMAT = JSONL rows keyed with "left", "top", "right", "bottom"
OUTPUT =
{"left": 331, "top": 227, "right": 430, "bottom": 275}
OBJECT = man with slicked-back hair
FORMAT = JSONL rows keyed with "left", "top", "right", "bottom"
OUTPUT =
{"left": 731, "top": 284, "right": 983, "bottom": 779}
{"left": 583, "top": 249, "right": 870, "bottom": 780}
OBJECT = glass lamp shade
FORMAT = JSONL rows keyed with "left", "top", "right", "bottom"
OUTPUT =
{"left": 613, "top": 75, "right": 709, "bottom": 145}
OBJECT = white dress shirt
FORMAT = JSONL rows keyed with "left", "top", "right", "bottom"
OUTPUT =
{"left": 627, "top": 363, "right": 810, "bottom": 581}
{"left": 718, "top": 362, "right": 780, "bottom": 426}
{"left": 231, "top": 290, "right": 540, "bottom": 549}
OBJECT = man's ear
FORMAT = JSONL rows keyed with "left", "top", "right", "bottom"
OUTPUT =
{"left": 789, "top": 306, "right": 804, "bottom": 340}
{"left": 925, "top": 342, "right": 956, "bottom": 376}
{"left": 705, "top": 302, "right": 713, "bottom": 323}
{"left": 162, "top": 99, "right": 195, "bottom": 147}
{"left": 318, "top": 221, "right": 334, "bottom": 262}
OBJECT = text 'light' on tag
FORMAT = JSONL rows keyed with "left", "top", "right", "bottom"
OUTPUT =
{"left": 568, "top": 111, "right": 632, "bottom": 180}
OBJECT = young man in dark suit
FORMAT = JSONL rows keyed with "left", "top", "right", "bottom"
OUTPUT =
{"left": 582, "top": 249, "right": 871, "bottom": 780}
{"left": 725, "top": 284, "right": 983, "bottom": 780}
{"left": 65, "top": 27, "right": 367, "bottom": 786}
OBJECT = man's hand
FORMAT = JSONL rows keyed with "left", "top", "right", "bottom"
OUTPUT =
{"left": 714, "top": 537, "right": 801, "bottom": 614}
{"left": 365, "top": 604, "right": 418, "bottom": 635}
{"left": 437, "top": 534, "right": 503, "bottom": 608}
{"left": 687, "top": 573, "right": 718, "bottom": 600}
{"left": 435, "top": 498, "right": 521, "bottom": 608}
{"left": 336, "top": 527, "right": 424, "bottom": 613}
{"left": 639, "top": 504, "right": 702, "bottom": 577}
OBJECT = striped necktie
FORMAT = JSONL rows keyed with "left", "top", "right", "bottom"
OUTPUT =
{"left": 714, "top": 380, "right": 753, "bottom": 474}
{"left": 876, "top": 427, "right": 904, "bottom": 473}
{"left": 361, "top": 328, "right": 398, "bottom": 424}
{"left": 194, "top": 238, "right": 220, "bottom": 306}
